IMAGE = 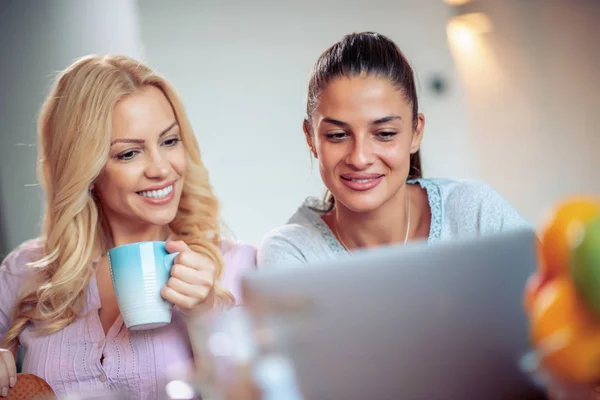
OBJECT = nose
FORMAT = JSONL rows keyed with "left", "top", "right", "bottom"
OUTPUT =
{"left": 345, "top": 135, "right": 374, "bottom": 170}
{"left": 144, "top": 150, "right": 170, "bottom": 180}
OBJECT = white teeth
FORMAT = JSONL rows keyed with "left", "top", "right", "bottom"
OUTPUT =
{"left": 138, "top": 185, "right": 173, "bottom": 199}
{"left": 351, "top": 179, "right": 373, "bottom": 183}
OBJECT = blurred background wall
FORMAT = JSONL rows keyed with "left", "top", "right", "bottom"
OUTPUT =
{"left": 448, "top": 0, "right": 600, "bottom": 228}
{"left": 0, "top": 0, "right": 598, "bottom": 254}
{"left": 137, "top": 0, "right": 475, "bottom": 245}
{"left": 0, "top": 0, "right": 143, "bottom": 257}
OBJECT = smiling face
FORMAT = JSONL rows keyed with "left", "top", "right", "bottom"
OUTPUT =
{"left": 94, "top": 85, "right": 187, "bottom": 229}
{"left": 306, "top": 75, "right": 424, "bottom": 213}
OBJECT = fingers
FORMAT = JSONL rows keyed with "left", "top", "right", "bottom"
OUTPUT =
{"left": 162, "top": 241, "right": 217, "bottom": 313}
{"left": 0, "top": 349, "right": 16, "bottom": 398}
{"left": 170, "top": 263, "right": 213, "bottom": 287}
{"left": 177, "top": 252, "right": 215, "bottom": 274}
{"left": 166, "top": 276, "right": 211, "bottom": 299}
{"left": 161, "top": 285, "right": 204, "bottom": 311}
{"left": 166, "top": 241, "right": 216, "bottom": 273}
{"left": 165, "top": 240, "right": 190, "bottom": 254}
{"left": 0, "top": 349, "right": 16, "bottom": 385}
{"left": 0, "top": 360, "right": 6, "bottom": 397}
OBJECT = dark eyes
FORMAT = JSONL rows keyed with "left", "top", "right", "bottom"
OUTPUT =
{"left": 324, "top": 131, "right": 398, "bottom": 142}
{"left": 376, "top": 131, "right": 398, "bottom": 141}
{"left": 324, "top": 132, "right": 349, "bottom": 141}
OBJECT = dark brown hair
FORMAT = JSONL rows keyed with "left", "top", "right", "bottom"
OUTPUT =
{"left": 305, "top": 31, "right": 422, "bottom": 182}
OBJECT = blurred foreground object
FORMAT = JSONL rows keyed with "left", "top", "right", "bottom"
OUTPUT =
{"left": 7, "top": 374, "right": 56, "bottom": 400}
{"left": 186, "top": 306, "right": 304, "bottom": 400}
{"left": 525, "top": 197, "right": 600, "bottom": 385}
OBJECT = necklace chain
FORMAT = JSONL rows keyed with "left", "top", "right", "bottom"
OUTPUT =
{"left": 334, "top": 191, "right": 411, "bottom": 251}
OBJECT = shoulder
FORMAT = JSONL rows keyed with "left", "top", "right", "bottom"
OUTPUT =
{"left": 0, "top": 238, "right": 44, "bottom": 334}
{"left": 1, "top": 238, "right": 45, "bottom": 277}
{"left": 258, "top": 223, "right": 318, "bottom": 265}
{"left": 420, "top": 177, "right": 509, "bottom": 206}
{"left": 220, "top": 240, "right": 257, "bottom": 268}
{"left": 412, "top": 178, "right": 503, "bottom": 217}
{"left": 258, "top": 199, "right": 331, "bottom": 267}
{"left": 435, "top": 178, "right": 502, "bottom": 203}
{"left": 269, "top": 197, "right": 331, "bottom": 247}
{"left": 219, "top": 240, "right": 257, "bottom": 305}
{"left": 426, "top": 178, "right": 532, "bottom": 233}
{"left": 439, "top": 178, "right": 516, "bottom": 212}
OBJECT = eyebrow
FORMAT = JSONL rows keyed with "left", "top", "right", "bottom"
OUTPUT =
{"left": 322, "top": 118, "right": 349, "bottom": 128}
{"left": 322, "top": 115, "right": 402, "bottom": 128}
{"left": 373, "top": 115, "right": 402, "bottom": 124}
{"left": 110, "top": 121, "right": 178, "bottom": 146}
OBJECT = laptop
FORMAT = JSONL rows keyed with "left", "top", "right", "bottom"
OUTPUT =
{"left": 242, "top": 227, "right": 545, "bottom": 400}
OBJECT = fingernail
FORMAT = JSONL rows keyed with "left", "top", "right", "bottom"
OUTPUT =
{"left": 9, "top": 376, "right": 15, "bottom": 387}
{"left": 1, "top": 387, "right": 7, "bottom": 397}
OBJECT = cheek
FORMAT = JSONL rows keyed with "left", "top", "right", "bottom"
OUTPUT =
{"left": 379, "top": 140, "right": 411, "bottom": 170}
{"left": 95, "top": 164, "right": 139, "bottom": 201}
{"left": 171, "top": 149, "right": 188, "bottom": 176}
{"left": 317, "top": 144, "right": 344, "bottom": 174}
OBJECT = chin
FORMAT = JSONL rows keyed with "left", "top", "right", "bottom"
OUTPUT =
{"left": 150, "top": 212, "right": 178, "bottom": 226}
{"left": 146, "top": 217, "right": 176, "bottom": 227}
{"left": 135, "top": 208, "right": 178, "bottom": 227}
{"left": 336, "top": 195, "right": 386, "bottom": 213}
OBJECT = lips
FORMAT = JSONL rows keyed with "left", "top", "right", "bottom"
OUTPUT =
{"left": 340, "top": 173, "right": 384, "bottom": 191}
{"left": 341, "top": 173, "right": 384, "bottom": 180}
{"left": 137, "top": 184, "right": 174, "bottom": 199}
{"left": 135, "top": 180, "right": 177, "bottom": 204}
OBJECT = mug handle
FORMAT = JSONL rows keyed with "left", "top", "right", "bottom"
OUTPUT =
{"left": 164, "top": 252, "right": 180, "bottom": 273}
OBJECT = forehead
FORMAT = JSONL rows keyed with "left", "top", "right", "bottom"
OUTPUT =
{"left": 315, "top": 76, "right": 410, "bottom": 120}
{"left": 112, "top": 85, "right": 176, "bottom": 139}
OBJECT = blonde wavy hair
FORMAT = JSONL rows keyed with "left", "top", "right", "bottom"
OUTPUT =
{"left": 1, "top": 55, "right": 234, "bottom": 351}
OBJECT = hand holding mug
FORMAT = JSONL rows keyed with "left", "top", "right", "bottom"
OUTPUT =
{"left": 160, "top": 240, "right": 216, "bottom": 313}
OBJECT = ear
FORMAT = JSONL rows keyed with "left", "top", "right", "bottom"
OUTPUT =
{"left": 303, "top": 119, "right": 318, "bottom": 158}
{"left": 410, "top": 113, "right": 425, "bottom": 154}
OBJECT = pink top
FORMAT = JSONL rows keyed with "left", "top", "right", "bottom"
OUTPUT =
{"left": 0, "top": 238, "right": 256, "bottom": 399}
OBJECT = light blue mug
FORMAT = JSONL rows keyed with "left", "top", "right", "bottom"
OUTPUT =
{"left": 108, "top": 241, "right": 178, "bottom": 330}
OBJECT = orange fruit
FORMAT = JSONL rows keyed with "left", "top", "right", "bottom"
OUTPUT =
{"left": 530, "top": 277, "right": 588, "bottom": 345}
{"left": 530, "top": 277, "right": 600, "bottom": 383}
{"left": 524, "top": 238, "right": 553, "bottom": 315}
{"left": 535, "top": 236, "right": 550, "bottom": 277}
{"left": 538, "top": 329, "right": 600, "bottom": 383}
{"left": 524, "top": 273, "right": 545, "bottom": 315}
{"left": 540, "top": 198, "right": 600, "bottom": 278}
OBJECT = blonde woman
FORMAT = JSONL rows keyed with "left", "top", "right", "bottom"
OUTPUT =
{"left": 0, "top": 55, "right": 256, "bottom": 399}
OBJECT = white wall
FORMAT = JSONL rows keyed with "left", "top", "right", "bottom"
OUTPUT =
{"left": 449, "top": 0, "right": 600, "bottom": 225}
{"left": 0, "top": 0, "right": 143, "bottom": 256}
{"left": 4, "top": 1, "right": 594, "bottom": 254}
{"left": 138, "top": 0, "right": 476, "bottom": 245}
